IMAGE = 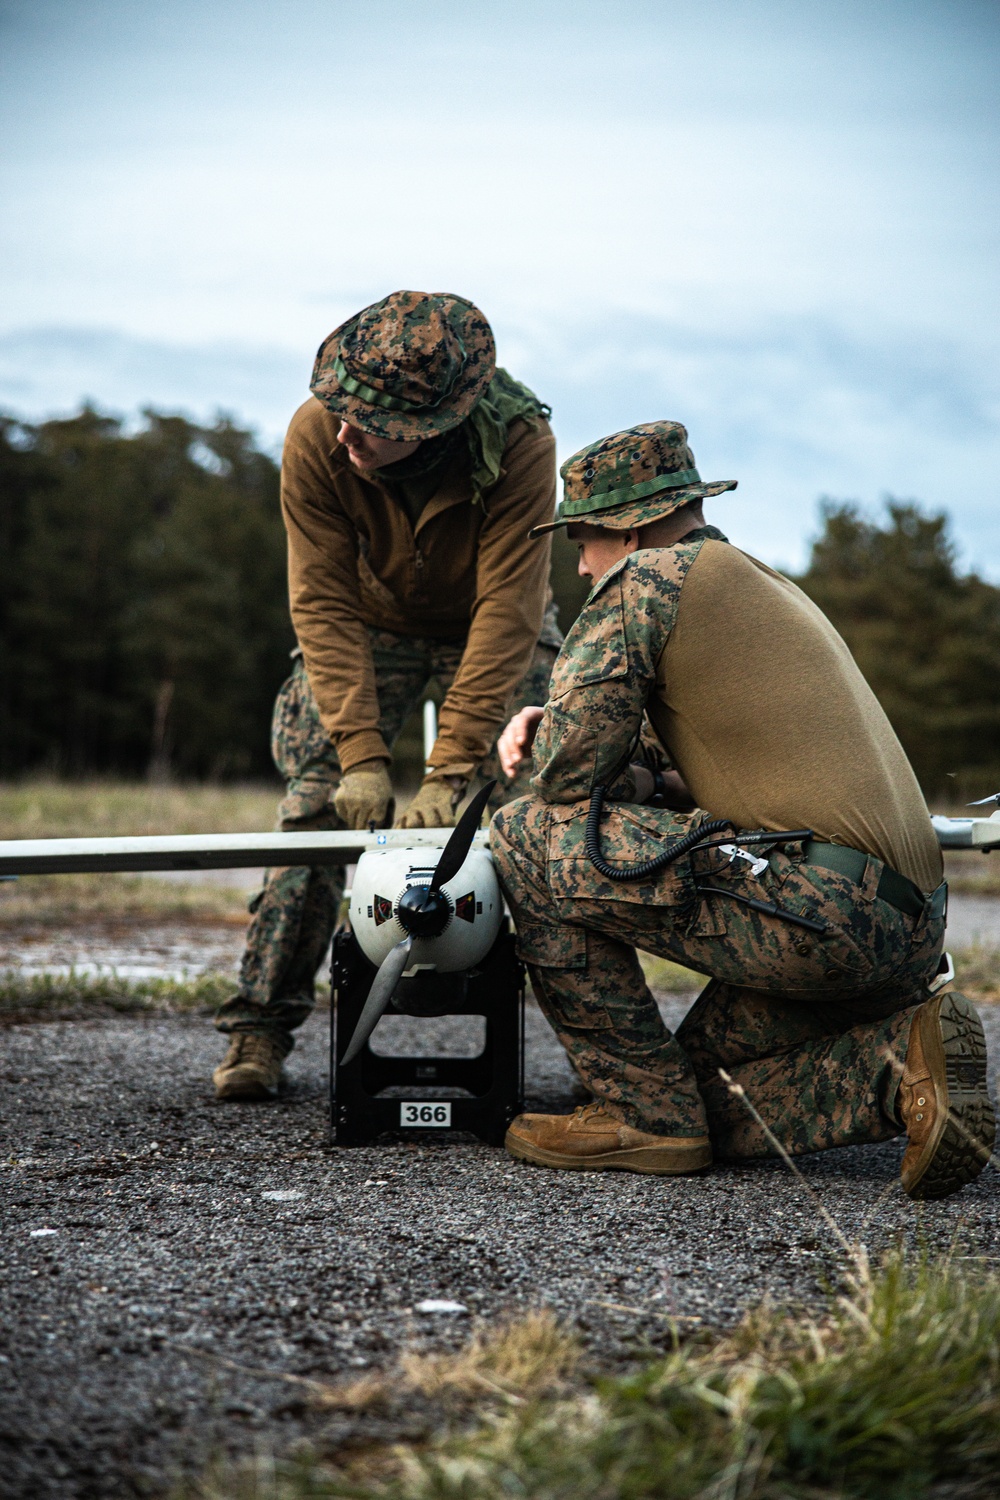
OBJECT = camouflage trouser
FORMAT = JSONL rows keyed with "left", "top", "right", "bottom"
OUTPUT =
{"left": 490, "top": 795, "right": 946, "bottom": 1160}
{"left": 216, "top": 629, "right": 560, "bottom": 1043}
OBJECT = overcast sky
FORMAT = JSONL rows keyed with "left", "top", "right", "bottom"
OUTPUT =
{"left": 1, "top": 0, "right": 997, "bottom": 573}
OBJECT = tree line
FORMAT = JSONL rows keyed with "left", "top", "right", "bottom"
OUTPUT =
{"left": 1, "top": 407, "right": 997, "bottom": 799}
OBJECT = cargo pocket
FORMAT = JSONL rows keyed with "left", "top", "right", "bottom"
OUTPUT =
{"left": 546, "top": 799, "right": 701, "bottom": 911}
{"left": 514, "top": 919, "right": 588, "bottom": 971}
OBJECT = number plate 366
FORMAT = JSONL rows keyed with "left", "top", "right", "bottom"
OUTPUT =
{"left": 400, "top": 1102, "right": 452, "bottom": 1128}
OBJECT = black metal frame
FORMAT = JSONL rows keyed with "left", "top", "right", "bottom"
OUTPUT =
{"left": 330, "top": 921, "right": 525, "bottom": 1146}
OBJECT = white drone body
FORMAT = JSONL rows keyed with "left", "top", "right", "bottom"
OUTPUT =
{"left": 350, "top": 845, "right": 502, "bottom": 974}
{"left": 337, "top": 783, "right": 506, "bottom": 1065}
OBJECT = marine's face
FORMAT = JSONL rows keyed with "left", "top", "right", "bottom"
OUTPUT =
{"left": 337, "top": 422, "right": 421, "bottom": 471}
{"left": 567, "top": 522, "right": 639, "bottom": 583}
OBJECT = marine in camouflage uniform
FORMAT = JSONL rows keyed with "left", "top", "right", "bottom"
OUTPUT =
{"left": 491, "top": 421, "right": 995, "bottom": 1197}
{"left": 214, "top": 291, "right": 561, "bottom": 1099}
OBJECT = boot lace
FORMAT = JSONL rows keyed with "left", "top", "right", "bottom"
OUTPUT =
{"left": 231, "top": 1034, "right": 281, "bottom": 1064}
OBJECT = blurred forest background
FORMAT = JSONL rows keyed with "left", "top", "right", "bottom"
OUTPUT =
{"left": 2, "top": 407, "right": 998, "bottom": 801}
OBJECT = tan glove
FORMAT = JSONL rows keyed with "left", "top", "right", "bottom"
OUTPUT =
{"left": 333, "top": 760, "right": 393, "bottom": 830}
{"left": 396, "top": 775, "right": 468, "bottom": 829}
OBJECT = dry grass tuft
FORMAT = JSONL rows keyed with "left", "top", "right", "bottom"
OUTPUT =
{"left": 193, "top": 1251, "right": 1000, "bottom": 1500}
{"left": 952, "top": 944, "right": 1000, "bottom": 1000}
{"left": 320, "top": 1311, "right": 579, "bottom": 1412}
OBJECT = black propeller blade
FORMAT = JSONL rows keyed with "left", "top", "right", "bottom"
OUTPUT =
{"left": 429, "top": 779, "right": 496, "bottom": 891}
{"left": 338, "top": 781, "right": 496, "bottom": 1068}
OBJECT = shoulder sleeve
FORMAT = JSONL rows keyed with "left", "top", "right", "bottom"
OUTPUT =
{"left": 529, "top": 555, "right": 673, "bottom": 802}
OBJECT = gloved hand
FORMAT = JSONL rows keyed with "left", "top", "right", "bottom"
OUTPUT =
{"left": 333, "top": 760, "right": 394, "bottom": 830}
{"left": 396, "top": 775, "right": 468, "bottom": 829}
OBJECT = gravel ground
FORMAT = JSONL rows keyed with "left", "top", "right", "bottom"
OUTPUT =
{"left": 2, "top": 989, "right": 999, "bottom": 1500}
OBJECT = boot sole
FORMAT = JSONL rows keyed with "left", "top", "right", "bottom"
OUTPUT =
{"left": 505, "top": 1132, "right": 712, "bottom": 1176}
{"left": 903, "top": 991, "right": 995, "bottom": 1201}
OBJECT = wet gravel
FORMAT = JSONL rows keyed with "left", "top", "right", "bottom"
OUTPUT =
{"left": 1, "top": 997, "right": 998, "bottom": 1499}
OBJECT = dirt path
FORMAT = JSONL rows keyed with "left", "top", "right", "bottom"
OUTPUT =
{"left": 2, "top": 996, "right": 998, "bottom": 1500}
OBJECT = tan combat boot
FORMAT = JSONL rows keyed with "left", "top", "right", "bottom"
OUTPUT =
{"left": 213, "top": 1034, "right": 288, "bottom": 1101}
{"left": 898, "top": 991, "right": 995, "bottom": 1200}
{"left": 505, "top": 1102, "right": 712, "bottom": 1175}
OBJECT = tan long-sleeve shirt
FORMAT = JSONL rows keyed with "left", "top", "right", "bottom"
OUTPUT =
{"left": 281, "top": 397, "right": 557, "bottom": 776}
{"left": 532, "top": 530, "right": 942, "bottom": 893}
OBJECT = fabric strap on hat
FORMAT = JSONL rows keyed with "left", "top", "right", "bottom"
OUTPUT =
{"left": 333, "top": 353, "right": 457, "bottom": 413}
{"left": 563, "top": 467, "right": 702, "bottom": 515}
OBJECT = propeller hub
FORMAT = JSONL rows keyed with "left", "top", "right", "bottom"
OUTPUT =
{"left": 396, "top": 883, "right": 451, "bottom": 938}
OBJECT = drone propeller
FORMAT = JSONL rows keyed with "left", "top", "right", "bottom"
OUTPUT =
{"left": 338, "top": 780, "right": 497, "bottom": 1068}
{"left": 339, "top": 933, "right": 412, "bottom": 1067}
{"left": 967, "top": 793, "right": 1000, "bottom": 807}
{"left": 429, "top": 779, "right": 496, "bottom": 891}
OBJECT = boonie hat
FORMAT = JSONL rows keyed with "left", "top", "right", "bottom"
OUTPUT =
{"left": 310, "top": 290, "right": 496, "bottom": 442}
{"left": 529, "top": 420, "right": 736, "bottom": 538}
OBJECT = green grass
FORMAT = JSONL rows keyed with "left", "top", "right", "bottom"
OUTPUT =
{"left": 0, "top": 967, "right": 234, "bottom": 1021}
{"left": 194, "top": 1250, "right": 1000, "bottom": 1500}
{"left": 639, "top": 952, "right": 705, "bottom": 994}
{"left": 0, "top": 968, "right": 331, "bottom": 1023}
{"left": 0, "top": 776, "right": 281, "bottom": 839}
{"left": 953, "top": 943, "right": 1000, "bottom": 999}
{"left": 0, "top": 777, "right": 278, "bottom": 923}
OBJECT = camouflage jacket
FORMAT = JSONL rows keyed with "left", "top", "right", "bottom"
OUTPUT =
{"left": 530, "top": 526, "right": 727, "bottom": 803}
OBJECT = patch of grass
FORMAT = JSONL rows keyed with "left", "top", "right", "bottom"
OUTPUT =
{"left": 942, "top": 849, "right": 1000, "bottom": 897}
{"left": 638, "top": 952, "right": 703, "bottom": 994}
{"left": 0, "top": 777, "right": 279, "bottom": 924}
{"left": 323, "top": 1311, "right": 579, "bottom": 1414}
{"left": 194, "top": 1251, "right": 1000, "bottom": 1500}
{"left": 0, "top": 967, "right": 330, "bottom": 1023}
{"left": 953, "top": 944, "right": 1000, "bottom": 1000}
{"left": 0, "top": 871, "right": 256, "bottom": 925}
{"left": 0, "top": 776, "right": 280, "bottom": 839}
{"left": 0, "top": 967, "right": 235, "bottom": 1022}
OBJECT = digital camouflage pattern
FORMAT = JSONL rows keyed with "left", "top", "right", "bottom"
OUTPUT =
{"left": 489, "top": 524, "right": 945, "bottom": 1158}
{"left": 216, "top": 627, "right": 560, "bottom": 1042}
{"left": 310, "top": 291, "right": 496, "bottom": 442}
{"left": 490, "top": 793, "right": 944, "bottom": 1157}
{"left": 529, "top": 526, "right": 727, "bottom": 804}
{"left": 529, "top": 421, "right": 737, "bottom": 538}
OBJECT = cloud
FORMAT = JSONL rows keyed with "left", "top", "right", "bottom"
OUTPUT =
{"left": 4, "top": 313, "right": 997, "bottom": 579}
{"left": 0, "top": 326, "right": 308, "bottom": 452}
{"left": 505, "top": 310, "right": 1000, "bottom": 574}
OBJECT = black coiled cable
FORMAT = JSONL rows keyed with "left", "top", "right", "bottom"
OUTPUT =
{"left": 585, "top": 782, "right": 734, "bottom": 882}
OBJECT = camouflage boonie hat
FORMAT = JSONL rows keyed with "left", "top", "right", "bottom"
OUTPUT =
{"left": 310, "top": 290, "right": 496, "bottom": 441}
{"left": 529, "top": 420, "right": 737, "bottom": 538}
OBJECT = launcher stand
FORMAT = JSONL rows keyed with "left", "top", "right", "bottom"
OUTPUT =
{"left": 330, "top": 921, "right": 524, "bottom": 1146}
